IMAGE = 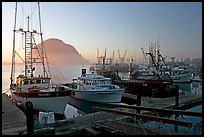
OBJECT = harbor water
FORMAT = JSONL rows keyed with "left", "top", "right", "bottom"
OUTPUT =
{"left": 2, "top": 64, "right": 202, "bottom": 134}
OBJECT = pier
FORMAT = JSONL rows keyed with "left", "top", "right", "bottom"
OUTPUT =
{"left": 2, "top": 92, "right": 202, "bottom": 135}
{"left": 2, "top": 93, "right": 26, "bottom": 135}
{"left": 39, "top": 93, "right": 202, "bottom": 135}
{"left": 122, "top": 92, "right": 202, "bottom": 110}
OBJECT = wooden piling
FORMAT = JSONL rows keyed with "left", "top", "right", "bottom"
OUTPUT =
{"left": 26, "top": 101, "right": 34, "bottom": 135}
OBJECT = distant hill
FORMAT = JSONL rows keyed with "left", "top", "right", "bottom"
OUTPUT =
{"left": 33, "top": 38, "right": 90, "bottom": 65}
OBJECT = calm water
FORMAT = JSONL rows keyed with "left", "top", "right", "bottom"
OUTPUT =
{"left": 2, "top": 64, "right": 202, "bottom": 134}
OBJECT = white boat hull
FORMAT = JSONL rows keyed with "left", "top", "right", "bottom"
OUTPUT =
{"left": 72, "top": 89, "right": 124, "bottom": 103}
{"left": 11, "top": 93, "right": 68, "bottom": 115}
{"left": 191, "top": 76, "right": 202, "bottom": 82}
{"left": 170, "top": 73, "right": 192, "bottom": 83}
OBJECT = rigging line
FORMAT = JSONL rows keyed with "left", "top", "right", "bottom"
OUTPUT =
{"left": 30, "top": 3, "right": 38, "bottom": 32}
{"left": 2, "top": 89, "right": 10, "bottom": 94}
{"left": 49, "top": 58, "right": 67, "bottom": 83}
{"left": 19, "top": 2, "right": 27, "bottom": 20}
{"left": 15, "top": 51, "right": 25, "bottom": 63}
{"left": 30, "top": 2, "right": 38, "bottom": 19}
{"left": 47, "top": 52, "right": 67, "bottom": 83}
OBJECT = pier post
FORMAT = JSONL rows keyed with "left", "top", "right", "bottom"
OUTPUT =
{"left": 136, "top": 94, "right": 141, "bottom": 113}
{"left": 175, "top": 85, "right": 179, "bottom": 108}
{"left": 26, "top": 101, "right": 34, "bottom": 135}
{"left": 174, "top": 85, "right": 179, "bottom": 132}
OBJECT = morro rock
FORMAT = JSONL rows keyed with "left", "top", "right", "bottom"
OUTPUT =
{"left": 33, "top": 38, "right": 89, "bottom": 65}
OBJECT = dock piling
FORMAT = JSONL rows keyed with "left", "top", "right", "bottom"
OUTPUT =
{"left": 174, "top": 85, "right": 179, "bottom": 132}
{"left": 26, "top": 101, "right": 34, "bottom": 135}
{"left": 175, "top": 85, "right": 179, "bottom": 108}
{"left": 136, "top": 95, "right": 141, "bottom": 113}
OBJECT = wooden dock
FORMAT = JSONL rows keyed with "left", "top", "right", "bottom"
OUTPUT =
{"left": 51, "top": 111, "right": 179, "bottom": 135}
{"left": 2, "top": 93, "right": 26, "bottom": 135}
{"left": 142, "top": 92, "right": 201, "bottom": 109}
{"left": 52, "top": 92, "right": 202, "bottom": 135}
{"left": 122, "top": 92, "right": 202, "bottom": 109}
{"left": 53, "top": 111, "right": 122, "bottom": 135}
{"left": 2, "top": 92, "right": 201, "bottom": 135}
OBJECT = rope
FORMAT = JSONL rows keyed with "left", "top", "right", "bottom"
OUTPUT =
{"left": 30, "top": 2, "right": 38, "bottom": 19}
{"left": 19, "top": 2, "right": 27, "bottom": 21}
{"left": 2, "top": 89, "right": 11, "bottom": 94}
{"left": 47, "top": 53, "right": 68, "bottom": 84}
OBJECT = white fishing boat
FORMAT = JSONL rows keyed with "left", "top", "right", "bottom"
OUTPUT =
{"left": 160, "top": 66, "right": 192, "bottom": 83}
{"left": 191, "top": 74, "right": 202, "bottom": 82}
{"left": 63, "top": 69, "right": 124, "bottom": 103}
{"left": 9, "top": 2, "right": 71, "bottom": 115}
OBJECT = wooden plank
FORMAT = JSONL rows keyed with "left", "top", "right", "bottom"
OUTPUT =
{"left": 122, "top": 93, "right": 202, "bottom": 113}
{"left": 103, "top": 102, "right": 202, "bottom": 117}
{"left": 94, "top": 107, "right": 193, "bottom": 128}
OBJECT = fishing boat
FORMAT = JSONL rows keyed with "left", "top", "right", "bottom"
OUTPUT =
{"left": 9, "top": 2, "right": 72, "bottom": 115}
{"left": 63, "top": 69, "right": 124, "bottom": 103}
{"left": 160, "top": 66, "right": 192, "bottom": 83}
{"left": 191, "top": 74, "right": 202, "bottom": 82}
{"left": 131, "top": 42, "right": 192, "bottom": 83}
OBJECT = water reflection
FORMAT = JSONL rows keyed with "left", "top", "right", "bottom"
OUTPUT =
{"left": 142, "top": 105, "right": 202, "bottom": 135}
{"left": 66, "top": 96, "right": 118, "bottom": 114}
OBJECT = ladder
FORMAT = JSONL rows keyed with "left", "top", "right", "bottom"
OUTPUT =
{"left": 25, "top": 31, "right": 34, "bottom": 77}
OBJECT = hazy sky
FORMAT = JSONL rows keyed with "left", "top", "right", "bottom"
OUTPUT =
{"left": 2, "top": 2, "right": 202, "bottom": 64}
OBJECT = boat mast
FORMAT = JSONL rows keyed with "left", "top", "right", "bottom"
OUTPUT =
{"left": 38, "top": 2, "right": 52, "bottom": 80}
{"left": 10, "top": 2, "right": 18, "bottom": 88}
{"left": 38, "top": 2, "right": 45, "bottom": 77}
{"left": 11, "top": 2, "right": 52, "bottom": 83}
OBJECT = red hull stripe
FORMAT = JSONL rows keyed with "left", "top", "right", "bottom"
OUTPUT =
{"left": 12, "top": 90, "right": 72, "bottom": 98}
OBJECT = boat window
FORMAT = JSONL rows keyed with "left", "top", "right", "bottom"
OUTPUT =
{"left": 36, "top": 79, "right": 41, "bottom": 84}
{"left": 101, "top": 80, "right": 105, "bottom": 85}
{"left": 96, "top": 80, "right": 99, "bottom": 85}
{"left": 42, "top": 79, "right": 46, "bottom": 83}
{"left": 24, "top": 80, "right": 29, "bottom": 85}
{"left": 30, "top": 80, "right": 35, "bottom": 84}
{"left": 93, "top": 80, "right": 97, "bottom": 85}
{"left": 88, "top": 80, "right": 91, "bottom": 85}
{"left": 105, "top": 80, "right": 109, "bottom": 84}
{"left": 46, "top": 79, "right": 50, "bottom": 83}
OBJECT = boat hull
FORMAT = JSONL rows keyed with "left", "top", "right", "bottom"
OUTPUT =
{"left": 72, "top": 89, "right": 124, "bottom": 103}
{"left": 11, "top": 91, "right": 70, "bottom": 114}
{"left": 170, "top": 73, "right": 192, "bottom": 83}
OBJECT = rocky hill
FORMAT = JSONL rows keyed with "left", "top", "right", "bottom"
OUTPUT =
{"left": 33, "top": 38, "right": 89, "bottom": 65}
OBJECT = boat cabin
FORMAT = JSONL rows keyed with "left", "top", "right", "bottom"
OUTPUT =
{"left": 77, "top": 74, "right": 112, "bottom": 86}
{"left": 15, "top": 74, "right": 51, "bottom": 92}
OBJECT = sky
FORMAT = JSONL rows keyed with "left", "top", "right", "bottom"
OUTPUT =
{"left": 2, "top": 2, "right": 202, "bottom": 64}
